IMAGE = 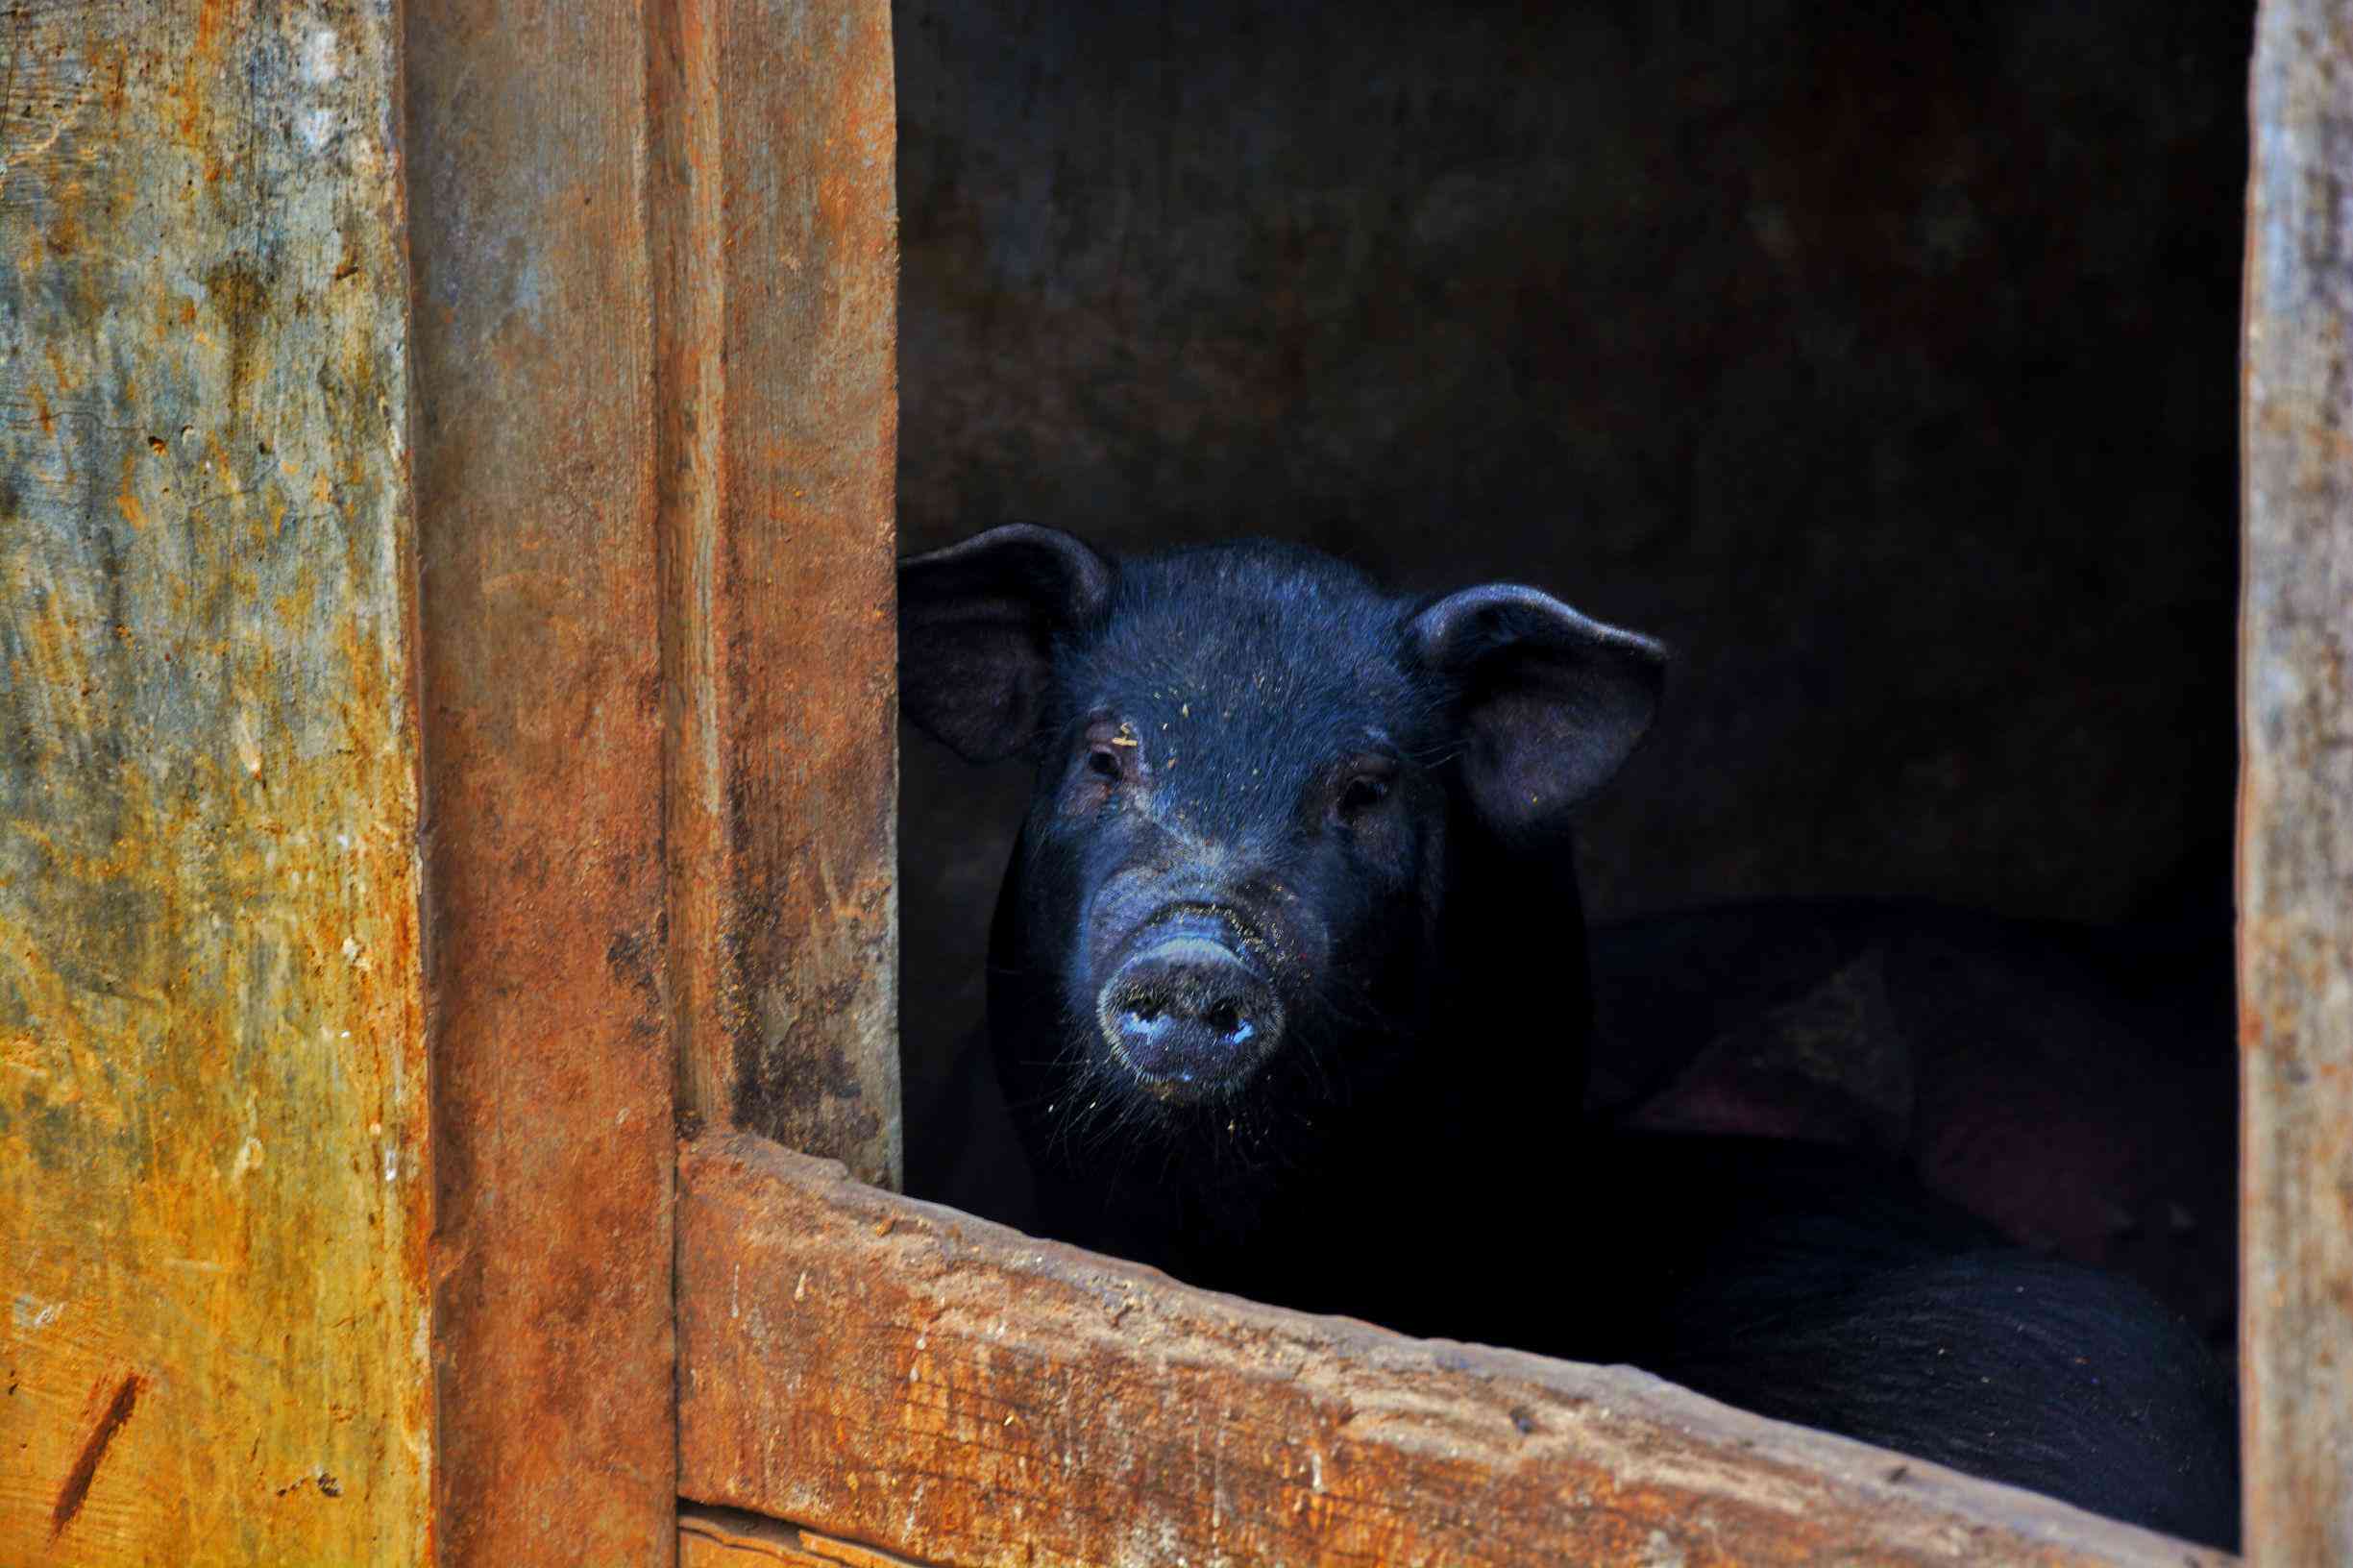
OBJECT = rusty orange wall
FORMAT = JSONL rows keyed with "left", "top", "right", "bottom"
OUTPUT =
{"left": 0, "top": 4, "right": 429, "bottom": 1563}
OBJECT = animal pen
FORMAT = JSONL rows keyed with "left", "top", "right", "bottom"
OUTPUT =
{"left": 0, "top": 1, "right": 2343, "bottom": 1563}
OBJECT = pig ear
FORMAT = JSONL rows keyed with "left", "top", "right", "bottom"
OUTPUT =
{"left": 898, "top": 525, "right": 1115, "bottom": 763}
{"left": 1409, "top": 583, "right": 1664, "bottom": 836}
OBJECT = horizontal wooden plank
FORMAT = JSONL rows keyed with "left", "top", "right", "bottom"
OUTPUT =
{"left": 678, "top": 1134, "right": 2229, "bottom": 1568}
{"left": 2241, "top": 0, "right": 2353, "bottom": 1559}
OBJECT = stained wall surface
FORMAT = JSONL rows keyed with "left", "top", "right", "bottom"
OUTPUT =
{"left": 894, "top": 0, "right": 2251, "bottom": 1112}
{"left": 0, "top": 4, "right": 430, "bottom": 1562}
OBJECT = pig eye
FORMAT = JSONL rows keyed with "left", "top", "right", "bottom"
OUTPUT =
{"left": 1332, "top": 761, "right": 1397, "bottom": 822}
{"left": 1069, "top": 719, "right": 1143, "bottom": 806}
{"left": 1075, "top": 720, "right": 1140, "bottom": 791}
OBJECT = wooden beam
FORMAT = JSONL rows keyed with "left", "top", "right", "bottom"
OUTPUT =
{"left": 677, "top": 1135, "right": 2230, "bottom": 1568}
{"left": 0, "top": 3, "right": 429, "bottom": 1560}
{"left": 652, "top": 0, "right": 901, "bottom": 1186}
{"left": 2241, "top": 3, "right": 2353, "bottom": 1560}
{"left": 405, "top": 2, "right": 675, "bottom": 1561}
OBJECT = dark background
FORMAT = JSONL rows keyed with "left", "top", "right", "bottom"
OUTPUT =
{"left": 893, "top": 0, "right": 2252, "bottom": 1124}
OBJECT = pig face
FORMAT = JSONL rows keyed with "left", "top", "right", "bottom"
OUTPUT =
{"left": 900, "top": 526, "right": 1663, "bottom": 1192}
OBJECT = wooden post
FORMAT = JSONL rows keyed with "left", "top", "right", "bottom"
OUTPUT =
{"left": 403, "top": 0, "right": 900, "bottom": 1554}
{"left": 651, "top": 0, "right": 901, "bottom": 1186}
{"left": 405, "top": 2, "right": 679, "bottom": 1562}
{"left": 0, "top": 4, "right": 430, "bottom": 1561}
{"left": 2242, "top": 2, "right": 2353, "bottom": 1560}
{"left": 3, "top": 2, "right": 893, "bottom": 1560}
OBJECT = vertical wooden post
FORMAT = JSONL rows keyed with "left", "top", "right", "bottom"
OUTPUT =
{"left": 2, "top": 3, "right": 895, "bottom": 1560}
{"left": 0, "top": 4, "right": 429, "bottom": 1562}
{"left": 2242, "top": 2, "right": 2353, "bottom": 1559}
{"left": 405, "top": 3, "right": 677, "bottom": 1563}
{"left": 652, "top": 0, "right": 900, "bottom": 1188}
{"left": 404, "top": 0, "right": 898, "bottom": 1555}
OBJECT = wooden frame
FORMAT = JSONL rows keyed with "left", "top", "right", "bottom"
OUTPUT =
{"left": 3, "top": 1, "right": 2338, "bottom": 1563}
{"left": 672, "top": 1137, "right": 2223, "bottom": 1567}
{"left": 2240, "top": 0, "right": 2353, "bottom": 1558}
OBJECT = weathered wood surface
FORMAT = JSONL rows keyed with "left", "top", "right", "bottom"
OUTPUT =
{"left": 0, "top": 3, "right": 429, "bottom": 1563}
{"left": 681, "top": 1505, "right": 926, "bottom": 1568}
{"left": 2242, "top": 3, "right": 2353, "bottom": 1561}
{"left": 652, "top": 0, "right": 900, "bottom": 1185}
{"left": 405, "top": 1, "right": 675, "bottom": 1561}
{"left": 677, "top": 1135, "right": 2230, "bottom": 1568}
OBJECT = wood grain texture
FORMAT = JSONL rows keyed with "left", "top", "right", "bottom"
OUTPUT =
{"left": 2242, "top": 3, "right": 2353, "bottom": 1560}
{"left": 677, "top": 1135, "right": 2231, "bottom": 1568}
{"left": 0, "top": 2, "right": 429, "bottom": 1562}
{"left": 405, "top": 1, "right": 675, "bottom": 1561}
{"left": 652, "top": 0, "right": 900, "bottom": 1185}
{"left": 681, "top": 1505, "right": 932, "bottom": 1568}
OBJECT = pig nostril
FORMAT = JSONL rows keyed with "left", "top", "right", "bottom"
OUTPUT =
{"left": 1100, "top": 937, "right": 1283, "bottom": 1099}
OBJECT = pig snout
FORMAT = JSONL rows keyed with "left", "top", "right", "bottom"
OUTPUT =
{"left": 1096, "top": 919, "right": 1283, "bottom": 1102}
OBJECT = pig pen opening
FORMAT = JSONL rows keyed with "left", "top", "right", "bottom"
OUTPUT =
{"left": 894, "top": 0, "right": 2249, "bottom": 1359}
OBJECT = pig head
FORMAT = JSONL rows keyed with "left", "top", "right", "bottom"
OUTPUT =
{"left": 898, "top": 525, "right": 1662, "bottom": 1316}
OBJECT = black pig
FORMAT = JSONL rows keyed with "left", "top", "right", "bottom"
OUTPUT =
{"left": 899, "top": 525, "right": 2237, "bottom": 1548}
{"left": 901, "top": 527, "right": 1654, "bottom": 1304}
